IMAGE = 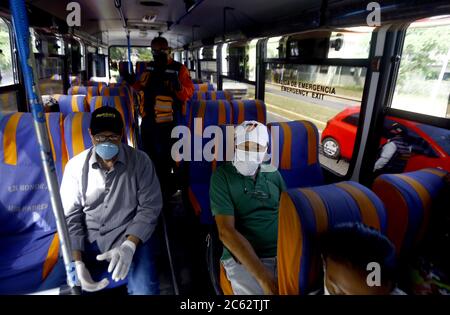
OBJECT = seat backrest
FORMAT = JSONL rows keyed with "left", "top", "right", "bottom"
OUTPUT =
{"left": 208, "top": 91, "right": 233, "bottom": 102}
{"left": 267, "top": 120, "right": 324, "bottom": 188}
{"left": 192, "top": 91, "right": 207, "bottom": 101}
{"left": 0, "top": 112, "right": 66, "bottom": 294}
{"left": 64, "top": 112, "right": 93, "bottom": 159}
{"left": 89, "top": 96, "right": 134, "bottom": 147}
{"left": 187, "top": 100, "right": 232, "bottom": 224}
{"left": 57, "top": 95, "right": 87, "bottom": 117}
{"left": 231, "top": 100, "right": 266, "bottom": 125}
{"left": 277, "top": 182, "right": 387, "bottom": 295}
{"left": 194, "top": 83, "right": 214, "bottom": 92}
{"left": 135, "top": 61, "right": 150, "bottom": 78}
{"left": 68, "top": 85, "right": 88, "bottom": 95}
{"left": 119, "top": 61, "right": 131, "bottom": 76}
{"left": 86, "top": 81, "right": 106, "bottom": 87}
{"left": 372, "top": 168, "right": 448, "bottom": 255}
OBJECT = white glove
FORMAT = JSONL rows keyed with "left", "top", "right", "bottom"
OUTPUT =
{"left": 96, "top": 240, "right": 137, "bottom": 282}
{"left": 75, "top": 261, "right": 110, "bottom": 292}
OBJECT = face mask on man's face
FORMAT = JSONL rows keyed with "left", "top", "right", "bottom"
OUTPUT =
{"left": 95, "top": 142, "right": 119, "bottom": 160}
{"left": 233, "top": 148, "right": 266, "bottom": 176}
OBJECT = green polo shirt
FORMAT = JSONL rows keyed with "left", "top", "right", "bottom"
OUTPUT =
{"left": 210, "top": 162, "right": 287, "bottom": 261}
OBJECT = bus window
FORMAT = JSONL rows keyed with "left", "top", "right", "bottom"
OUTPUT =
{"left": 199, "top": 46, "right": 217, "bottom": 85}
{"left": 392, "top": 16, "right": 450, "bottom": 118}
{"left": 0, "top": 17, "right": 18, "bottom": 115}
{"left": 223, "top": 78, "right": 255, "bottom": 100}
{"left": 109, "top": 46, "right": 153, "bottom": 82}
{"left": 266, "top": 36, "right": 283, "bottom": 59}
{"left": 0, "top": 18, "right": 16, "bottom": 88}
{"left": 32, "top": 32, "right": 65, "bottom": 97}
{"left": 264, "top": 28, "right": 372, "bottom": 176}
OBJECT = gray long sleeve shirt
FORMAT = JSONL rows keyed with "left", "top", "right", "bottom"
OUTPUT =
{"left": 60, "top": 144, "right": 162, "bottom": 253}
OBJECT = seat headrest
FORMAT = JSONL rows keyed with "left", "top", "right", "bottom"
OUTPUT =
{"left": 278, "top": 182, "right": 387, "bottom": 294}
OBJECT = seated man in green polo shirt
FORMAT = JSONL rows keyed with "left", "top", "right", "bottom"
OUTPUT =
{"left": 210, "top": 121, "right": 286, "bottom": 295}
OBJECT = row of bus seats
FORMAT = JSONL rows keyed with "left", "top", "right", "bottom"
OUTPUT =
{"left": 185, "top": 94, "right": 448, "bottom": 295}
{"left": 0, "top": 113, "right": 67, "bottom": 294}
{"left": 273, "top": 167, "right": 448, "bottom": 295}
{"left": 54, "top": 84, "right": 136, "bottom": 147}
{"left": 0, "top": 108, "right": 138, "bottom": 294}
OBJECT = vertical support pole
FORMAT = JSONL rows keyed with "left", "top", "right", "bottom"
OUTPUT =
{"left": 127, "top": 30, "right": 132, "bottom": 74}
{"left": 9, "top": 0, "right": 80, "bottom": 294}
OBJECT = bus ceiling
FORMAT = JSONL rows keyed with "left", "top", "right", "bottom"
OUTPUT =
{"left": 0, "top": 0, "right": 449, "bottom": 48}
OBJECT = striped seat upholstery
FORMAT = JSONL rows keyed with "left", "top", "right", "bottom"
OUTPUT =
{"left": 277, "top": 182, "right": 387, "bottom": 295}
{"left": 188, "top": 100, "right": 232, "bottom": 224}
{"left": 194, "top": 83, "right": 214, "bottom": 92}
{"left": 99, "top": 86, "right": 134, "bottom": 119}
{"left": 89, "top": 96, "right": 134, "bottom": 147}
{"left": 191, "top": 91, "right": 207, "bottom": 101}
{"left": 64, "top": 112, "right": 93, "bottom": 159}
{"left": 372, "top": 168, "right": 448, "bottom": 255}
{"left": 68, "top": 85, "right": 88, "bottom": 95}
{"left": 208, "top": 91, "right": 233, "bottom": 102}
{"left": 57, "top": 95, "right": 87, "bottom": 116}
{"left": 231, "top": 100, "right": 266, "bottom": 125}
{"left": 68, "top": 86, "right": 99, "bottom": 109}
{"left": 267, "top": 121, "right": 324, "bottom": 188}
{"left": 86, "top": 81, "right": 106, "bottom": 91}
{"left": 0, "top": 113, "right": 67, "bottom": 294}
{"left": 119, "top": 61, "right": 131, "bottom": 76}
{"left": 135, "top": 61, "right": 150, "bottom": 78}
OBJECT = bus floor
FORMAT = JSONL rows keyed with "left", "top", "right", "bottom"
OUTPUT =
{"left": 90, "top": 190, "right": 214, "bottom": 296}
{"left": 157, "top": 190, "right": 214, "bottom": 295}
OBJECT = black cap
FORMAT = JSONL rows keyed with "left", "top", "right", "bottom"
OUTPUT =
{"left": 90, "top": 106, "right": 124, "bottom": 136}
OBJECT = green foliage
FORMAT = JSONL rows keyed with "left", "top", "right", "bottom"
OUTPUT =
{"left": 397, "top": 25, "right": 450, "bottom": 89}
{"left": 134, "top": 47, "right": 153, "bottom": 61}
{"left": 0, "top": 24, "right": 12, "bottom": 72}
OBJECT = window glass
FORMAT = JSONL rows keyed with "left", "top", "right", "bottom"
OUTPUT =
{"left": 246, "top": 39, "right": 258, "bottom": 81}
{"left": 392, "top": 16, "right": 450, "bottom": 118}
{"left": 266, "top": 36, "right": 282, "bottom": 59}
{"left": 264, "top": 28, "right": 374, "bottom": 176}
{"left": 221, "top": 43, "right": 228, "bottom": 76}
{"left": 374, "top": 116, "right": 450, "bottom": 174}
{"left": 327, "top": 27, "right": 372, "bottom": 59}
{"left": 342, "top": 113, "right": 360, "bottom": 126}
{"left": 223, "top": 78, "right": 255, "bottom": 100}
{"left": 0, "top": 18, "right": 16, "bottom": 87}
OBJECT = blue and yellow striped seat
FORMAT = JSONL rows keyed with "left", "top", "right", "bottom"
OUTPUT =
{"left": 135, "top": 61, "right": 150, "bottom": 79}
{"left": 277, "top": 182, "right": 387, "bottom": 295}
{"left": 194, "top": 83, "right": 215, "bottom": 92}
{"left": 119, "top": 61, "right": 131, "bottom": 77}
{"left": 86, "top": 81, "right": 106, "bottom": 91}
{"left": 68, "top": 85, "right": 88, "bottom": 95}
{"left": 267, "top": 120, "right": 324, "bottom": 188}
{"left": 0, "top": 113, "right": 67, "bottom": 294}
{"left": 188, "top": 100, "right": 232, "bottom": 224}
{"left": 372, "top": 168, "right": 448, "bottom": 255}
{"left": 89, "top": 96, "right": 135, "bottom": 147}
{"left": 64, "top": 112, "right": 93, "bottom": 159}
{"left": 57, "top": 95, "right": 87, "bottom": 117}
{"left": 231, "top": 100, "right": 266, "bottom": 125}
{"left": 208, "top": 91, "right": 233, "bottom": 102}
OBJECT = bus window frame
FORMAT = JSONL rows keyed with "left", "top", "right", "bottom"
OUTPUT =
{"left": 260, "top": 31, "right": 373, "bottom": 179}
{"left": 0, "top": 15, "right": 24, "bottom": 112}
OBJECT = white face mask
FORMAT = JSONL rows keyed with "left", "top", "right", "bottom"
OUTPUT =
{"left": 233, "top": 149, "right": 266, "bottom": 176}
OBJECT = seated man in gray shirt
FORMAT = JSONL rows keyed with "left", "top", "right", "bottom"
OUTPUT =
{"left": 60, "top": 106, "right": 163, "bottom": 295}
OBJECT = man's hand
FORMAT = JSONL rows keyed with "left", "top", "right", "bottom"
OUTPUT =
{"left": 96, "top": 240, "right": 136, "bottom": 282}
{"left": 75, "top": 261, "right": 109, "bottom": 292}
{"left": 257, "top": 268, "right": 278, "bottom": 295}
